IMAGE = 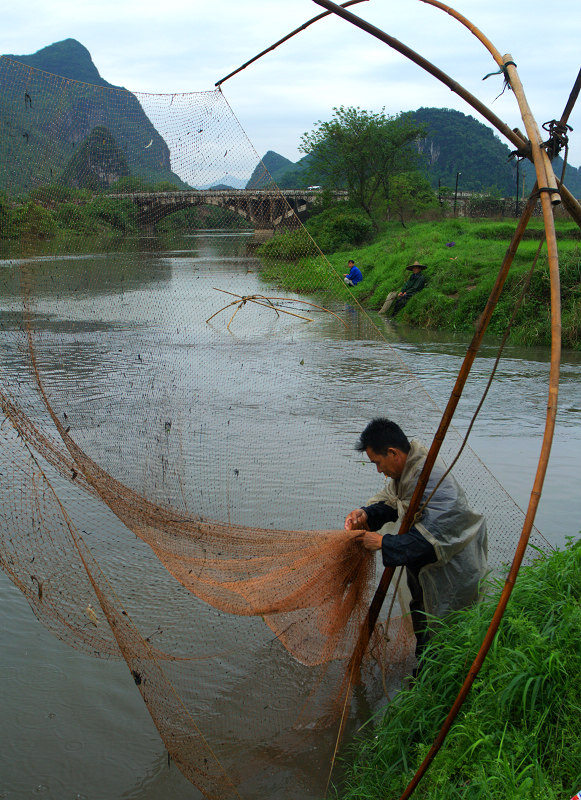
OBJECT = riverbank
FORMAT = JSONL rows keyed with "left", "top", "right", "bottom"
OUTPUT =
{"left": 258, "top": 219, "right": 581, "bottom": 349}
{"left": 336, "top": 540, "right": 581, "bottom": 800}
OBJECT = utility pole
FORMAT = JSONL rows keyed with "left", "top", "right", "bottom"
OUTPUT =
{"left": 454, "top": 171, "right": 461, "bottom": 216}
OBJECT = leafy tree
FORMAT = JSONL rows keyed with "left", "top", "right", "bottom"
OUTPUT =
{"left": 90, "top": 196, "right": 137, "bottom": 232}
{"left": 387, "top": 171, "right": 439, "bottom": 227}
{"left": 299, "top": 107, "right": 425, "bottom": 222}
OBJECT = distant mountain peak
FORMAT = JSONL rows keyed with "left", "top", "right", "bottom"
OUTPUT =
{"left": 246, "top": 151, "right": 294, "bottom": 190}
{"left": 5, "top": 38, "right": 111, "bottom": 87}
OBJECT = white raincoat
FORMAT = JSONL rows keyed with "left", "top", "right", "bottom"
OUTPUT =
{"left": 367, "top": 440, "right": 488, "bottom": 619}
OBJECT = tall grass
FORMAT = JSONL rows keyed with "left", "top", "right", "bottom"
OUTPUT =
{"left": 335, "top": 540, "right": 581, "bottom": 800}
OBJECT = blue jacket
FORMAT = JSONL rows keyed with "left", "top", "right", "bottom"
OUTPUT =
{"left": 345, "top": 265, "right": 363, "bottom": 285}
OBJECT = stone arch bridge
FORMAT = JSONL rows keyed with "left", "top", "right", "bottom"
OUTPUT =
{"left": 114, "top": 189, "right": 347, "bottom": 235}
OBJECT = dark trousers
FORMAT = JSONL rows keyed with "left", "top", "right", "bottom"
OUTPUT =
{"left": 390, "top": 295, "right": 409, "bottom": 316}
{"left": 406, "top": 567, "right": 429, "bottom": 663}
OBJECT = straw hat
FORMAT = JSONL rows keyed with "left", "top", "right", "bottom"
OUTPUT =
{"left": 406, "top": 260, "right": 427, "bottom": 271}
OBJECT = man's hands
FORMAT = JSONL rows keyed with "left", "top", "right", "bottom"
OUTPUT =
{"left": 345, "top": 510, "right": 383, "bottom": 552}
{"left": 358, "top": 531, "right": 383, "bottom": 551}
{"left": 344, "top": 508, "right": 369, "bottom": 530}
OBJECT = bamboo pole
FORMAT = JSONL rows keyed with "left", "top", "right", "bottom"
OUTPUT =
{"left": 554, "top": 69, "right": 581, "bottom": 227}
{"left": 346, "top": 185, "right": 540, "bottom": 682}
{"left": 310, "top": 0, "right": 528, "bottom": 153}
{"left": 308, "top": 6, "right": 567, "bottom": 796}
{"left": 558, "top": 180, "right": 581, "bottom": 228}
{"left": 419, "top": 0, "right": 503, "bottom": 63}
{"left": 399, "top": 185, "right": 562, "bottom": 800}
{"left": 387, "top": 7, "right": 563, "bottom": 796}
{"left": 560, "top": 67, "right": 581, "bottom": 125}
{"left": 502, "top": 55, "right": 560, "bottom": 203}
{"left": 417, "top": 1, "right": 557, "bottom": 203}
{"left": 328, "top": 187, "right": 542, "bottom": 788}
{"left": 215, "top": 0, "right": 368, "bottom": 86}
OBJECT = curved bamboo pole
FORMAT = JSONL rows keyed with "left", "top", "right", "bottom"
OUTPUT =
{"left": 399, "top": 200, "right": 561, "bottom": 800}
{"left": 395, "top": 18, "right": 563, "bottom": 797}
{"left": 347, "top": 186, "right": 540, "bottom": 683}
{"left": 418, "top": 0, "right": 502, "bottom": 60}
{"left": 418, "top": 0, "right": 560, "bottom": 203}
{"left": 307, "top": 3, "right": 569, "bottom": 796}
{"left": 310, "top": 0, "right": 528, "bottom": 153}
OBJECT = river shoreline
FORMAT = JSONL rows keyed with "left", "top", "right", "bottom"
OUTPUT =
{"left": 258, "top": 218, "right": 581, "bottom": 350}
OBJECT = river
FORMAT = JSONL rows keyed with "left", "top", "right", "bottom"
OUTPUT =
{"left": 1, "top": 232, "right": 579, "bottom": 799}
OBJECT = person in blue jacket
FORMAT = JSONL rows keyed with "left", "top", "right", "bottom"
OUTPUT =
{"left": 343, "top": 260, "right": 362, "bottom": 286}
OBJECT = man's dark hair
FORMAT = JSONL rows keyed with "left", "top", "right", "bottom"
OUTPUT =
{"left": 348, "top": 259, "right": 354, "bottom": 265}
{"left": 355, "top": 418, "right": 410, "bottom": 454}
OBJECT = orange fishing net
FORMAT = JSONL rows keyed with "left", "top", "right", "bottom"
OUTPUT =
{"left": 0, "top": 57, "right": 549, "bottom": 798}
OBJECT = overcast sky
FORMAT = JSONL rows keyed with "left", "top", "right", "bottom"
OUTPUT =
{"left": 2, "top": 0, "right": 580, "bottom": 169}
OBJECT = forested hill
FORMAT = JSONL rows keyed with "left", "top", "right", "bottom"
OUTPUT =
{"left": 412, "top": 107, "right": 517, "bottom": 194}
{"left": 0, "top": 39, "right": 183, "bottom": 194}
{"left": 3, "top": 38, "right": 111, "bottom": 87}
{"left": 411, "top": 106, "right": 581, "bottom": 197}
{"left": 246, "top": 151, "right": 295, "bottom": 189}
{"left": 249, "top": 107, "right": 581, "bottom": 198}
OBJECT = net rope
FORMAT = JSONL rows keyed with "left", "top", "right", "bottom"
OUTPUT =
{"left": 0, "top": 58, "right": 550, "bottom": 798}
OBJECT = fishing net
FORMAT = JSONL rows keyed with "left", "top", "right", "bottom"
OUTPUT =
{"left": 0, "top": 57, "right": 551, "bottom": 798}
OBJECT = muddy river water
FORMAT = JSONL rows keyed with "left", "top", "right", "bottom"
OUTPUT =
{"left": 1, "top": 232, "right": 579, "bottom": 799}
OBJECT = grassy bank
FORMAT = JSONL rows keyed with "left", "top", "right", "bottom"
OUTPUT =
{"left": 258, "top": 219, "right": 581, "bottom": 349}
{"left": 336, "top": 540, "right": 581, "bottom": 800}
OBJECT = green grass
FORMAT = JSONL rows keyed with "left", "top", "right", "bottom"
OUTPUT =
{"left": 259, "top": 218, "right": 581, "bottom": 349}
{"left": 335, "top": 540, "right": 581, "bottom": 800}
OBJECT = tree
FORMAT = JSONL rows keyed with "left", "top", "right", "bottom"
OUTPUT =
{"left": 299, "top": 106, "right": 425, "bottom": 222}
{"left": 387, "top": 172, "right": 439, "bottom": 227}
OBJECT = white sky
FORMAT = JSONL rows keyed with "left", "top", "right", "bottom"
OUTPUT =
{"left": 2, "top": 0, "right": 580, "bottom": 168}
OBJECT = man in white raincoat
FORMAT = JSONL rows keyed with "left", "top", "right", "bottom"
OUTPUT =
{"left": 345, "top": 418, "right": 488, "bottom": 662}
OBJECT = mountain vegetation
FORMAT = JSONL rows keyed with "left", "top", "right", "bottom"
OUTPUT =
{"left": 412, "top": 106, "right": 581, "bottom": 197}
{"left": 60, "top": 125, "right": 130, "bottom": 190}
{"left": 246, "top": 151, "right": 295, "bottom": 189}
{"left": 0, "top": 39, "right": 184, "bottom": 195}
{"left": 248, "top": 107, "right": 581, "bottom": 199}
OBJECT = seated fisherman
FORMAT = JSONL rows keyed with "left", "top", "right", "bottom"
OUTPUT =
{"left": 388, "top": 261, "right": 427, "bottom": 316}
{"left": 345, "top": 418, "right": 488, "bottom": 662}
{"left": 343, "top": 260, "right": 363, "bottom": 286}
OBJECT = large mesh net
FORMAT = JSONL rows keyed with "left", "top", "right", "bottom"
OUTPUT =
{"left": 0, "top": 57, "right": 551, "bottom": 798}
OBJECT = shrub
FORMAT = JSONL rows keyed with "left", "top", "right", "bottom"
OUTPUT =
{"left": 28, "top": 184, "right": 77, "bottom": 205}
{"left": 13, "top": 201, "right": 57, "bottom": 239}
{"left": 54, "top": 202, "right": 93, "bottom": 233}
{"left": 90, "top": 196, "right": 137, "bottom": 232}
{"left": 306, "top": 207, "right": 374, "bottom": 252}
{"left": 257, "top": 229, "right": 313, "bottom": 261}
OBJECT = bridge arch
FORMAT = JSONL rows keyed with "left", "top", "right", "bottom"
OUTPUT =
{"left": 111, "top": 189, "right": 347, "bottom": 235}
